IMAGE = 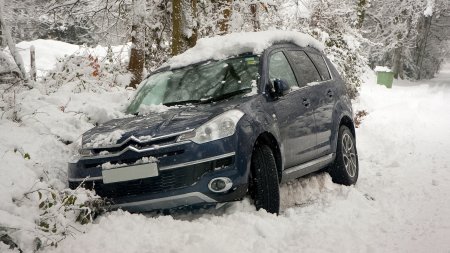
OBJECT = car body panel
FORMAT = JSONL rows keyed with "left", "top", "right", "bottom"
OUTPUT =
{"left": 68, "top": 42, "right": 355, "bottom": 212}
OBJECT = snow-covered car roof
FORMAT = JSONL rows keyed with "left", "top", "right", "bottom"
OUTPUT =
{"left": 164, "top": 30, "right": 324, "bottom": 69}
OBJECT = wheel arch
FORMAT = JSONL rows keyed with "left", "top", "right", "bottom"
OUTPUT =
{"left": 339, "top": 115, "right": 356, "bottom": 139}
{"left": 331, "top": 114, "right": 356, "bottom": 154}
{"left": 252, "top": 132, "right": 283, "bottom": 182}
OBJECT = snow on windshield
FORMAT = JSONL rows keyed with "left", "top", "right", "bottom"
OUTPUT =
{"left": 165, "top": 30, "right": 324, "bottom": 69}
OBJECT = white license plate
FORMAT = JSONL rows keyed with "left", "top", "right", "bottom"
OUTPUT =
{"left": 102, "top": 163, "right": 158, "bottom": 184}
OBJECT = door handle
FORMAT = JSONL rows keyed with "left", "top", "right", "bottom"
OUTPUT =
{"left": 327, "top": 89, "right": 333, "bottom": 98}
{"left": 302, "top": 98, "right": 310, "bottom": 108}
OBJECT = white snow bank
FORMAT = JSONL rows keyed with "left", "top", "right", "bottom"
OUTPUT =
{"left": 0, "top": 84, "right": 130, "bottom": 250}
{"left": 48, "top": 174, "right": 366, "bottom": 253}
{"left": 3, "top": 37, "right": 450, "bottom": 252}
{"left": 1, "top": 39, "right": 132, "bottom": 251}
{"left": 14, "top": 39, "right": 130, "bottom": 77}
{"left": 47, "top": 64, "right": 450, "bottom": 253}
{"left": 166, "top": 30, "right": 324, "bottom": 69}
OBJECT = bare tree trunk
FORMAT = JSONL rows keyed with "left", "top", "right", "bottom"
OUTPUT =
{"left": 172, "top": 0, "right": 183, "bottom": 56}
{"left": 188, "top": 0, "right": 198, "bottom": 48}
{"left": 417, "top": 15, "right": 433, "bottom": 80}
{"left": 219, "top": 0, "right": 232, "bottom": 34}
{"left": 172, "top": 0, "right": 198, "bottom": 56}
{"left": 0, "top": 0, "right": 28, "bottom": 82}
{"left": 355, "top": 0, "right": 367, "bottom": 29}
{"left": 392, "top": 45, "right": 403, "bottom": 79}
{"left": 127, "top": 0, "right": 146, "bottom": 89}
{"left": 250, "top": 4, "right": 260, "bottom": 31}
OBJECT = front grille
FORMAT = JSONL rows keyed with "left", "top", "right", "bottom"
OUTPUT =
{"left": 91, "top": 136, "right": 178, "bottom": 155}
{"left": 71, "top": 156, "right": 233, "bottom": 198}
{"left": 83, "top": 149, "right": 184, "bottom": 169}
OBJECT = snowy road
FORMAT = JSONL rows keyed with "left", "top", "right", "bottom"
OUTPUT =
{"left": 40, "top": 65, "right": 450, "bottom": 253}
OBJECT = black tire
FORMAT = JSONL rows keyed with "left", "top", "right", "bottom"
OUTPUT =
{"left": 250, "top": 144, "right": 280, "bottom": 214}
{"left": 329, "top": 125, "right": 359, "bottom": 185}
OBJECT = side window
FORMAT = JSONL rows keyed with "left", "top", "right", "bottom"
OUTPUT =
{"left": 307, "top": 53, "right": 331, "bottom": 81}
{"left": 285, "top": 50, "right": 321, "bottom": 86}
{"left": 269, "top": 51, "right": 297, "bottom": 88}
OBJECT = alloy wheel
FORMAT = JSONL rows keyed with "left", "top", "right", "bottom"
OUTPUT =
{"left": 341, "top": 133, "right": 357, "bottom": 177}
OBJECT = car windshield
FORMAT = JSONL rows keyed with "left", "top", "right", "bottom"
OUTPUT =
{"left": 127, "top": 55, "right": 260, "bottom": 114}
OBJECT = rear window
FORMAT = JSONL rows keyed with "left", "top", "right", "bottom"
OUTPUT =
{"left": 307, "top": 53, "right": 331, "bottom": 81}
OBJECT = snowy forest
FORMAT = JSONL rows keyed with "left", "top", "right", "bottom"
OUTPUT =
{"left": 2, "top": 0, "right": 449, "bottom": 92}
{"left": 1, "top": 0, "right": 450, "bottom": 252}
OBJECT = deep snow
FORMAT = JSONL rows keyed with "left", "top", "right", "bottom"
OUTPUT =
{"left": 50, "top": 65, "right": 450, "bottom": 253}
{"left": 47, "top": 65, "right": 450, "bottom": 252}
{"left": 1, "top": 39, "right": 450, "bottom": 252}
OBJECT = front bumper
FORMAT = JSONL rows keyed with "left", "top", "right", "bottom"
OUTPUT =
{"left": 68, "top": 131, "right": 252, "bottom": 212}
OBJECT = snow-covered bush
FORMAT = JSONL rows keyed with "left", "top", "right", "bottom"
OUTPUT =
{"left": 1, "top": 178, "right": 108, "bottom": 251}
{"left": 33, "top": 186, "right": 107, "bottom": 249}
{"left": 41, "top": 51, "right": 131, "bottom": 94}
{"left": 320, "top": 30, "right": 368, "bottom": 98}
{"left": 0, "top": 41, "right": 134, "bottom": 251}
{"left": 305, "top": 0, "right": 368, "bottom": 98}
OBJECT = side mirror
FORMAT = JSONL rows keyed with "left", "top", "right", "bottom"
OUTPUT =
{"left": 272, "top": 79, "right": 290, "bottom": 97}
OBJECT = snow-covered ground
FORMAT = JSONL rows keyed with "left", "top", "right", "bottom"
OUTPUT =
{"left": 50, "top": 66, "right": 450, "bottom": 253}
{"left": 1, "top": 39, "right": 450, "bottom": 252}
{"left": 52, "top": 65, "right": 450, "bottom": 253}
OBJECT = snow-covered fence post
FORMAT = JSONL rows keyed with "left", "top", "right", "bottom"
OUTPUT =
{"left": 30, "top": 45, "right": 36, "bottom": 81}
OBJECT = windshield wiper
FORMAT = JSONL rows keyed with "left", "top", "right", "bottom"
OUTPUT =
{"left": 200, "top": 88, "right": 252, "bottom": 103}
{"left": 163, "top": 100, "right": 202, "bottom": 106}
{"left": 162, "top": 88, "right": 252, "bottom": 106}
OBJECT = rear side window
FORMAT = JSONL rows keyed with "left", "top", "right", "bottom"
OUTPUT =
{"left": 307, "top": 53, "right": 331, "bottom": 81}
{"left": 285, "top": 50, "right": 321, "bottom": 86}
{"left": 268, "top": 51, "right": 298, "bottom": 88}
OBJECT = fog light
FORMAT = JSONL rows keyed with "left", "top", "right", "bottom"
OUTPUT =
{"left": 208, "top": 177, "right": 233, "bottom": 193}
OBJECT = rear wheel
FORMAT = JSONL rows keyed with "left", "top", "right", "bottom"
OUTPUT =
{"left": 329, "top": 125, "right": 359, "bottom": 185}
{"left": 250, "top": 144, "right": 280, "bottom": 214}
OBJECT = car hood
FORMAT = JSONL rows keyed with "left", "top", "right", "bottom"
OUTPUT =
{"left": 82, "top": 99, "right": 248, "bottom": 148}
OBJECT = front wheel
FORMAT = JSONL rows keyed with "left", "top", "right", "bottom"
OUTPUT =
{"left": 250, "top": 144, "right": 280, "bottom": 214}
{"left": 329, "top": 125, "right": 359, "bottom": 185}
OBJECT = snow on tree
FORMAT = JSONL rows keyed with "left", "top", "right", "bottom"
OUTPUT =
{"left": 363, "top": 0, "right": 449, "bottom": 79}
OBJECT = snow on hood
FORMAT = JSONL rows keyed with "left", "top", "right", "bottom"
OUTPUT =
{"left": 165, "top": 30, "right": 324, "bottom": 69}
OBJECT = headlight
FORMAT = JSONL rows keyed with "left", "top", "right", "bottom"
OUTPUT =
{"left": 178, "top": 109, "right": 244, "bottom": 144}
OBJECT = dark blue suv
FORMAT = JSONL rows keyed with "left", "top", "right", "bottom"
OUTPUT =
{"left": 68, "top": 42, "right": 358, "bottom": 214}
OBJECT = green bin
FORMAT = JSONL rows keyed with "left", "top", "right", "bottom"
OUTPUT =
{"left": 376, "top": 71, "right": 394, "bottom": 88}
